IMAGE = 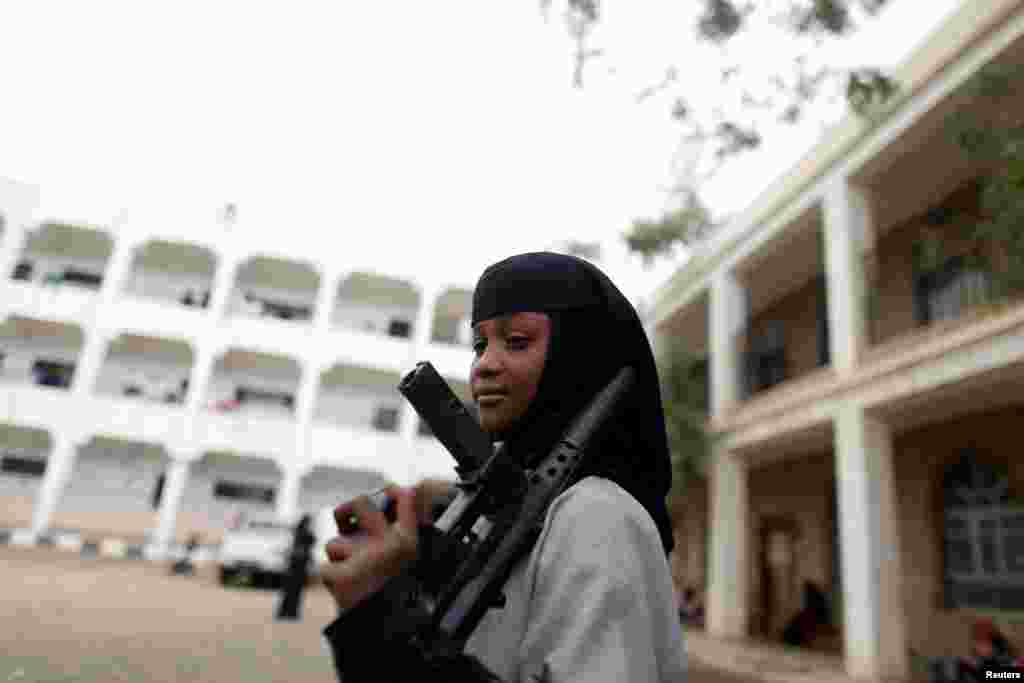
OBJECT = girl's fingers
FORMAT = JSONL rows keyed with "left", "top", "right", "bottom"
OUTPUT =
{"left": 389, "top": 485, "right": 418, "bottom": 536}
{"left": 324, "top": 537, "right": 353, "bottom": 563}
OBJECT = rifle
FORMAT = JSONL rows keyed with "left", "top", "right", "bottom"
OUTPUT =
{"left": 337, "top": 361, "right": 636, "bottom": 663}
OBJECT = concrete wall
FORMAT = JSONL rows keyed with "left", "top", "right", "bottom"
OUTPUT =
{"left": 0, "top": 336, "right": 80, "bottom": 383}
{"left": 331, "top": 300, "right": 416, "bottom": 336}
{"left": 315, "top": 385, "right": 403, "bottom": 431}
{"left": 870, "top": 180, "right": 985, "bottom": 346}
{"left": 747, "top": 276, "right": 827, "bottom": 383}
{"left": 892, "top": 403, "right": 1024, "bottom": 657}
{"left": 123, "top": 268, "right": 212, "bottom": 304}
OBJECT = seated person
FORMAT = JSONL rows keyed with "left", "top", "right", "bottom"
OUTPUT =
{"left": 957, "top": 618, "right": 1022, "bottom": 682}
{"left": 781, "top": 581, "right": 831, "bottom": 647}
{"left": 678, "top": 586, "right": 705, "bottom": 627}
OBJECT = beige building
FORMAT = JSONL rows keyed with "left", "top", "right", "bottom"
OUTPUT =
{"left": 649, "top": 1, "right": 1024, "bottom": 680}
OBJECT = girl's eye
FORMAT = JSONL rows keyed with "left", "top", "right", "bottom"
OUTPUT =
{"left": 506, "top": 337, "right": 529, "bottom": 350}
{"left": 472, "top": 340, "right": 486, "bottom": 355}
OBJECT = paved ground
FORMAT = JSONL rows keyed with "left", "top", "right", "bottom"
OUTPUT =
{"left": 0, "top": 546, "right": 759, "bottom": 683}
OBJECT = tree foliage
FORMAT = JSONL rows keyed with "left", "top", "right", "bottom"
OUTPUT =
{"left": 922, "top": 63, "right": 1024, "bottom": 298}
{"left": 656, "top": 338, "right": 713, "bottom": 497}
{"left": 538, "top": 0, "right": 901, "bottom": 263}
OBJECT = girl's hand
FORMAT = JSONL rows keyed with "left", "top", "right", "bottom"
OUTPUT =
{"left": 321, "top": 485, "right": 419, "bottom": 612}
{"left": 413, "top": 478, "right": 456, "bottom": 524}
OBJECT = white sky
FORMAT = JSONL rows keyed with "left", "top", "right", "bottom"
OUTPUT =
{"left": 0, "top": 0, "right": 965, "bottom": 308}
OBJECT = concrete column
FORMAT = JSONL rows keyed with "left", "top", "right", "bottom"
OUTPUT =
{"left": 412, "top": 282, "right": 442, "bottom": 352}
{"left": 834, "top": 404, "right": 908, "bottom": 681}
{"left": 29, "top": 433, "right": 79, "bottom": 540}
{"left": 0, "top": 221, "right": 30, "bottom": 284}
{"left": 706, "top": 446, "right": 750, "bottom": 638}
{"left": 292, "top": 359, "right": 322, "bottom": 487}
{"left": 709, "top": 271, "right": 748, "bottom": 417}
{"left": 0, "top": 182, "right": 39, "bottom": 289}
{"left": 72, "top": 329, "right": 110, "bottom": 396}
{"left": 99, "top": 233, "right": 138, "bottom": 307}
{"left": 823, "top": 178, "right": 875, "bottom": 375}
{"left": 276, "top": 465, "right": 305, "bottom": 522}
{"left": 185, "top": 344, "right": 218, "bottom": 415}
{"left": 314, "top": 269, "right": 344, "bottom": 333}
{"left": 209, "top": 252, "right": 242, "bottom": 322}
{"left": 151, "top": 456, "right": 193, "bottom": 558}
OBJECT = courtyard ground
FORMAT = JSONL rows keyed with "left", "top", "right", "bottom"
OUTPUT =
{"left": 0, "top": 545, "right": 771, "bottom": 683}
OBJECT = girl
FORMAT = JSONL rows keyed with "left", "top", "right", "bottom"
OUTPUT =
{"left": 320, "top": 252, "right": 688, "bottom": 682}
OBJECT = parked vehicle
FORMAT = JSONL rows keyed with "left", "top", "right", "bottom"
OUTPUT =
{"left": 217, "top": 509, "right": 335, "bottom": 586}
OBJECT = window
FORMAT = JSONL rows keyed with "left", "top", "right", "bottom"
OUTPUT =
{"left": 213, "top": 480, "right": 276, "bottom": 505}
{"left": 61, "top": 269, "right": 103, "bottom": 288}
{"left": 12, "top": 261, "right": 33, "bottom": 281}
{"left": 1, "top": 454, "right": 46, "bottom": 477}
{"left": 388, "top": 319, "right": 412, "bottom": 339}
{"left": 743, "top": 321, "right": 787, "bottom": 396}
{"left": 235, "top": 387, "right": 295, "bottom": 411}
{"left": 942, "top": 451, "right": 1024, "bottom": 610}
{"left": 32, "top": 360, "right": 75, "bottom": 389}
{"left": 815, "top": 274, "right": 831, "bottom": 367}
{"left": 373, "top": 406, "right": 400, "bottom": 432}
{"left": 915, "top": 256, "right": 993, "bottom": 325}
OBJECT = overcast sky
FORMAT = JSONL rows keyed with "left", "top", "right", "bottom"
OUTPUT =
{"left": 1, "top": 0, "right": 964, "bottom": 307}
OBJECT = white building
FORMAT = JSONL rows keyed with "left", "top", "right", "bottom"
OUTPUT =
{"left": 648, "top": 0, "right": 1024, "bottom": 680}
{"left": 0, "top": 186, "right": 475, "bottom": 559}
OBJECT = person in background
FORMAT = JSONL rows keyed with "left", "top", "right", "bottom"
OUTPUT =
{"left": 276, "top": 515, "right": 316, "bottom": 621}
{"left": 679, "top": 586, "right": 705, "bottom": 628}
{"left": 956, "top": 618, "right": 1022, "bottom": 681}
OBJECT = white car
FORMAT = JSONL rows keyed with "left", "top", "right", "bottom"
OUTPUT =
{"left": 217, "top": 510, "right": 336, "bottom": 586}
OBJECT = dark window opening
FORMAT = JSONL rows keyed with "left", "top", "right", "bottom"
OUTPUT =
{"left": 816, "top": 274, "right": 831, "bottom": 367}
{"left": 12, "top": 261, "right": 33, "bottom": 281}
{"left": 914, "top": 255, "right": 993, "bottom": 325}
{"left": 942, "top": 450, "right": 1024, "bottom": 610}
{"left": 1, "top": 455, "right": 46, "bottom": 477}
{"left": 32, "top": 360, "right": 75, "bottom": 389}
{"left": 743, "top": 321, "right": 787, "bottom": 397}
{"left": 373, "top": 406, "right": 400, "bottom": 432}
{"left": 61, "top": 269, "right": 103, "bottom": 288}
{"left": 388, "top": 319, "right": 412, "bottom": 339}
{"left": 235, "top": 386, "right": 295, "bottom": 411}
{"left": 152, "top": 472, "right": 166, "bottom": 509}
{"left": 213, "top": 480, "right": 276, "bottom": 505}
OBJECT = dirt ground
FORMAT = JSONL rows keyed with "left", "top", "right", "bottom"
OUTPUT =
{"left": 0, "top": 546, "right": 757, "bottom": 683}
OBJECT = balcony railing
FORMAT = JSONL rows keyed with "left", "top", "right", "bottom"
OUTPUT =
{"left": 864, "top": 249, "right": 1024, "bottom": 349}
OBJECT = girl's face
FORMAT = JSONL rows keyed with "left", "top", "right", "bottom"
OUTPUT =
{"left": 470, "top": 312, "right": 551, "bottom": 435}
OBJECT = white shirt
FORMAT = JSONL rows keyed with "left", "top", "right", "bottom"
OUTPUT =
{"left": 463, "top": 476, "right": 688, "bottom": 682}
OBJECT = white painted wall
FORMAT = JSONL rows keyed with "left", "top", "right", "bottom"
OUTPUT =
{"left": 225, "top": 283, "right": 317, "bottom": 318}
{"left": 332, "top": 300, "right": 416, "bottom": 335}
{"left": 59, "top": 444, "right": 166, "bottom": 516}
{"left": 94, "top": 355, "right": 191, "bottom": 402}
{"left": 123, "top": 268, "right": 212, "bottom": 305}
{"left": 179, "top": 457, "right": 282, "bottom": 529}
{"left": 315, "top": 385, "right": 403, "bottom": 431}
{"left": 0, "top": 337, "right": 79, "bottom": 383}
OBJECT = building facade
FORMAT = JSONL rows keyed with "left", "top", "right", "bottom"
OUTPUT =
{"left": 0, "top": 187, "right": 475, "bottom": 559}
{"left": 649, "top": 1, "right": 1024, "bottom": 680}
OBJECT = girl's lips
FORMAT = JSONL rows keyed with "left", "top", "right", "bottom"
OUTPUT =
{"left": 477, "top": 395, "right": 506, "bottom": 407}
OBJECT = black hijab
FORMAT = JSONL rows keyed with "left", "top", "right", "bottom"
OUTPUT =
{"left": 471, "top": 252, "right": 675, "bottom": 556}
